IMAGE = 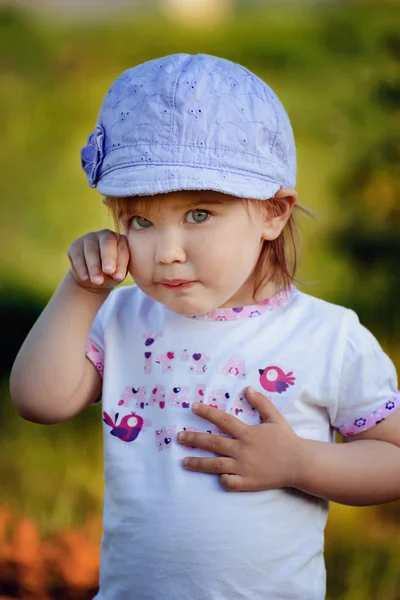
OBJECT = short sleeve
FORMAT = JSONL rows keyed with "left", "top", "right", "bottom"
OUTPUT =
{"left": 330, "top": 310, "right": 400, "bottom": 437}
{"left": 85, "top": 306, "right": 105, "bottom": 404}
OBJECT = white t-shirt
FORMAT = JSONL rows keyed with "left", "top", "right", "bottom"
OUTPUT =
{"left": 86, "top": 285, "right": 399, "bottom": 600}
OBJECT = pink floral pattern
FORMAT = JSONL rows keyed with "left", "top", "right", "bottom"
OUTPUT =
{"left": 337, "top": 392, "right": 400, "bottom": 437}
{"left": 86, "top": 341, "right": 105, "bottom": 379}
{"left": 191, "top": 287, "right": 297, "bottom": 321}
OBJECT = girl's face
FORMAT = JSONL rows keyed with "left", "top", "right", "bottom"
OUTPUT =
{"left": 120, "top": 190, "right": 292, "bottom": 316}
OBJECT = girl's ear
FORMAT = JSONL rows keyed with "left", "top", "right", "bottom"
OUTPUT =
{"left": 261, "top": 188, "right": 297, "bottom": 241}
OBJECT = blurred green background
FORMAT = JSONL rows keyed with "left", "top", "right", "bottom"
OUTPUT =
{"left": 1, "top": 0, "right": 399, "bottom": 598}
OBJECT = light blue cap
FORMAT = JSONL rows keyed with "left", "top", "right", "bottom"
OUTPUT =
{"left": 81, "top": 53, "right": 296, "bottom": 200}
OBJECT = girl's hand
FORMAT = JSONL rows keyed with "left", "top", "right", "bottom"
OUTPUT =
{"left": 68, "top": 229, "right": 130, "bottom": 292}
{"left": 177, "top": 387, "right": 305, "bottom": 492}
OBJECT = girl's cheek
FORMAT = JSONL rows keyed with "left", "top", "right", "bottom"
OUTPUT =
{"left": 128, "top": 241, "right": 151, "bottom": 276}
{"left": 126, "top": 239, "right": 138, "bottom": 268}
{"left": 128, "top": 253, "right": 142, "bottom": 277}
{"left": 127, "top": 254, "right": 136, "bottom": 276}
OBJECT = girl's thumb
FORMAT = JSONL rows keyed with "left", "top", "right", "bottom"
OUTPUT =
{"left": 245, "top": 386, "right": 282, "bottom": 423}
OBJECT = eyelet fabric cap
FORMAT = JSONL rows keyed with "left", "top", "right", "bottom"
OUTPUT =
{"left": 81, "top": 53, "right": 296, "bottom": 200}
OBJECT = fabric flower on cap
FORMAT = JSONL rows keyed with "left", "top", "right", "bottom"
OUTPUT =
{"left": 80, "top": 124, "right": 105, "bottom": 188}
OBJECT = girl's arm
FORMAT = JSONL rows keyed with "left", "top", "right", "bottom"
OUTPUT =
{"left": 10, "top": 272, "right": 109, "bottom": 424}
{"left": 10, "top": 229, "right": 129, "bottom": 424}
{"left": 296, "top": 410, "right": 400, "bottom": 506}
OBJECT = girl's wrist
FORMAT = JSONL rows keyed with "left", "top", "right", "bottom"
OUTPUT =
{"left": 291, "top": 436, "right": 311, "bottom": 491}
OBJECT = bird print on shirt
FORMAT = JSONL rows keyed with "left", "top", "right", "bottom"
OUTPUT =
{"left": 259, "top": 366, "right": 296, "bottom": 394}
{"left": 103, "top": 411, "right": 144, "bottom": 442}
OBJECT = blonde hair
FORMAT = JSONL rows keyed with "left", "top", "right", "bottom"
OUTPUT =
{"left": 105, "top": 194, "right": 309, "bottom": 299}
{"left": 248, "top": 197, "right": 309, "bottom": 299}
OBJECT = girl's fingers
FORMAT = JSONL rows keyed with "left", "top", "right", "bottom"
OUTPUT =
{"left": 69, "top": 261, "right": 88, "bottom": 284}
{"left": 245, "top": 387, "right": 284, "bottom": 424}
{"left": 68, "top": 230, "right": 127, "bottom": 288}
{"left": 191, "top": 403, "right": 249, "bottom": 440}
{"left": 67, "top": 230, "right": 127, "bottom": 289}
{"left": 177, "top": 431, "right": 237, "bottom": 456}
{"left": 83, "top": 234, "right": 103, "bottom": 284}
{"left": 98, "top": 230, "right": 119, "bottom": 276}
{"left": 182, "top": 456, "right": 238, "bottom": 475}
{"left": 68, "top": 238, "right": 89, "bottom": 282}
{"left": 114, "top": 234, "right": 130, "bottom": 280}
{"left": 219, "top": 473, "right": 246, "bottom": 492}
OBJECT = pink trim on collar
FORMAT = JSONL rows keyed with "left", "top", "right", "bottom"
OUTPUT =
{"left": 191, "top": 286, "right": 297, "bottom": 321}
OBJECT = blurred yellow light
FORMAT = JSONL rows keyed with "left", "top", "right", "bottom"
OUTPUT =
{"left": 160, "top": 0, "right": 232, "bottom": 27}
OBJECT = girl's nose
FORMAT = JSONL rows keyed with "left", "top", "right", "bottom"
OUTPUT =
{"left": 155, "top": 230, "right": 187, "bottom": 264}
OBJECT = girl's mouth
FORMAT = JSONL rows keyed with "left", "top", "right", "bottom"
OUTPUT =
{"left": 159, "top": 280, "right": 196, "bottom": 290}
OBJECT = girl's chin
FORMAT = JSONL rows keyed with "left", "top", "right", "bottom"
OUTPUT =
{"left": 135, "top": 281, "right": 234, "bottom": 316}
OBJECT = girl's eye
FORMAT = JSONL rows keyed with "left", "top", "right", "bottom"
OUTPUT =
{"left": 185, "top": 209, "right": 210, "bottom": 224}
{"left": 131, "top": 216, "right": 152, "bottom": 230}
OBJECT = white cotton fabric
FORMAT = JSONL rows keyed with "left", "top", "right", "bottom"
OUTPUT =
{"left": 87, "top": 285, "right": 398, "bottom": 600}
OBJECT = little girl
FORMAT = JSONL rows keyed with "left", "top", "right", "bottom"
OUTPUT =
{"left": 10, "top": 54, "right": 400, "bottom": 600}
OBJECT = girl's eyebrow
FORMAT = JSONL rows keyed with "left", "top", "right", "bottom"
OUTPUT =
{"left": 119, "top": 197, "right": 226, "bottom": 218}
{"left": 184, "top": 198, "right": 225, "bottom": 208}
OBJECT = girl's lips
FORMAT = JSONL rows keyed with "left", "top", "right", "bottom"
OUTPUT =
{"left": 159, "top": 280, "right": 196, "bottom": 290}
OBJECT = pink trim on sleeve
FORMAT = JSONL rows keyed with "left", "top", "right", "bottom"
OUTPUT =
{"left": 86, "top": 341, "right": 104, "bottom": 379}
{"left": 336, "top": 391, "right": 400, "bottom": 437}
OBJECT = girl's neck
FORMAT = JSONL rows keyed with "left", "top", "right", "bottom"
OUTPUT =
{"left": 219, "top": 278, "right": 281, "bottom": 309}
{"left": 190, "top": 284, "right": 296, "bottom": 322}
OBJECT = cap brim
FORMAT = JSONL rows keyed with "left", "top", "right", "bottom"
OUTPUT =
{"left": 97, "top": 164, "right": 281, "bottom": 200}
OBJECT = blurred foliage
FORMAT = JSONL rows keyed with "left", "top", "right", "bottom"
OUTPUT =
{"left": 329, "top": 22, "right": 400, "bottom": 336}
{"left": 1, "top": 1, "right": 399, "bottom": 598}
